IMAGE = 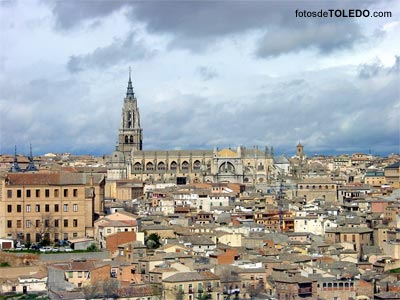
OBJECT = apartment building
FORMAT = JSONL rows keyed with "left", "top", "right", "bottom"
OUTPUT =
{"left": 0, "top": 172, "right": 105, "bottom": 243}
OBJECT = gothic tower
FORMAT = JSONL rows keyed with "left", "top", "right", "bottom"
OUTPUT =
{"left": 117, "top": 70, "right": 143, "bottom": 159}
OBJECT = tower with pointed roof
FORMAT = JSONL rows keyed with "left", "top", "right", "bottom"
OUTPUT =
{"left": 25, "top": 144, "right": 38, "bottom": 172}
{"left": 117, "top": 70, "right": 143, "bottom": 159}
{"left": 9, "top": 146, "right": 22, "bottom": 173}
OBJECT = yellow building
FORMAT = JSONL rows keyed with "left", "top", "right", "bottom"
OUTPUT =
{"left": 0, "top": 171, "right": 105, "bottom": 243}
{"left": 162, "top": 271, "right": 221, "bottom": 300}
{"left": 297, "top": 177, "right": 338, "bottom": 203}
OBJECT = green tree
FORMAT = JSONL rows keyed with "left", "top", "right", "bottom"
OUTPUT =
{"left": 145, "top": 233, "right": 161, "bottom": 249}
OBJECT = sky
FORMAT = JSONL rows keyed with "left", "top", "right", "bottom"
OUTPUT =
{"left": 0, "top": 0, "right": 399, "bottom": 157}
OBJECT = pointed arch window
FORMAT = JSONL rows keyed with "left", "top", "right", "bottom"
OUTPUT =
{"left": 193, "top": 160, "right": 201, "bottom": 170}
{"left": 127, "top": 111, "right": 132, "bottom": 128}
{"left": 125, "top": 136, "right": 128, "bottom": 144}
{"left": 170, "top": 161, "right": 177, "bottom": 171}
{"left": 133, "top": 162, "right": 142, "bottom": 171}
{"left": 158, "top": 162, "right": 166, "bottom": 171}
{"left": 130, "top": 135, "right": 134, "bottom": 144}
{"left": 146, "top": 162, "right": 154, "bottom": 171}
{"left": 182, "top": 161, "right": 189, "bottom": 172}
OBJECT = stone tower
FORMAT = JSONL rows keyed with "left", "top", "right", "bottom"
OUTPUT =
{"left": 117, "top": 70, "right": 143, "bottom": 159}
{"left": 296, "top": 142, "right": 304, "bottom": 160}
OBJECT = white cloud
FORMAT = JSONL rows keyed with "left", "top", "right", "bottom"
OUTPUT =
{"left": 0, "top": 0, "right": 398, "bottom": 156}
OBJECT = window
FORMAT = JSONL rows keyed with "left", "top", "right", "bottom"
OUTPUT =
{"left": 54, "top": 219, "right": 59, "bottom": 227}
{"left": 68, "top": 272, "right": 73, "bottom": 278}
{"left": 26, "top": 220, "right": 31, "bottom": 228}
{"left": 78, "top": 271, "right": 82, "bottom": 278}
{"left": 7, "top": 220, "right": 12, "bottom": 228}
{"left": 35, "top": 204, "right": 40, "bottom": 212}
{"left": 16, "top": 220, "right": 22, "bottom": 228}
{"left": 73, "top": 189, "right": 78, "bottom": 197}
{"left": 63, "top": 189, "right": 68, "bottom": 197}
{"left": 26, "top": 189, "right": 31, "bottom": 197}
{"left": 7, "top": 205, "right": 12, "bottom": 213}
{"left": 73, "top": 204, "right": 78, "bottom": 212}
{"left": 63, "top": 204, "right": 68, "bottom": 212}
{"left": 17, "top": 205, "right": 21, "bottom": 213}
{"left": 7, "top": 190, "right": 12, "bottom": 198}
{"left": 45, "top": 189, "right": 50, "bottom": 197}
{"left": 73, "top": 232, "right": 78, "bottom": 238}
{"left": 36, "top": 189, "right": 40, "bottom": 197}
{"left": 45, "top": 219, "right": 49, "bottom": 227}
{"left": 17, "top": 190, "right": 22, "bottom": 198}
{"left": 73, "top": 219, "right": 78, "bottom": 227}
{"left": 54, "top": 189, "right": 59, "bottom": 197}
{"left": 26, "top": 205, "right": 31, "bottom": 212}
{"left": 54, "top": 204, "right": 59, "bottom": 212}
{"left": 44, "top": 204, "right": 50, "bottom": 212}
{"left": 64, "top": 219, "right": 68, "bottom": 227}
{"left": 63, "top": 233, "right": 68, "bottom": 240}
{"left": 36, "top": 220, "right": 40, "bottom": 227}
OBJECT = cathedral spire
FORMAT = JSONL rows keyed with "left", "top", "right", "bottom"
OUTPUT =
{"left": 126, "top": 67, "right": 134, "bottom": 97}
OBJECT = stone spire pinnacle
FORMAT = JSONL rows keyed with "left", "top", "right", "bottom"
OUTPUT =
{"left": 126, "top": 67, "right": 134, "bottom": 97}
{"left": 26, "top": 144, "right": 38, "bottom": 172}
{"left": 9, "top": 145, "right": 22, "bottom": 173}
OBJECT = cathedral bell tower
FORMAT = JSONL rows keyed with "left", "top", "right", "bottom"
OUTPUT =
{"left": 117, "top": 70, "right": 143, "bottom": 159}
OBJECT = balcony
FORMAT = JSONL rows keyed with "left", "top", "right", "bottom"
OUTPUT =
{"left": 298, "top": 287, "right": 312, "bottom": 295}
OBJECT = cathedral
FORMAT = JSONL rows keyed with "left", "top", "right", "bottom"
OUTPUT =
{"left": 107, "top": 74, "right": 284, "bottom": 185}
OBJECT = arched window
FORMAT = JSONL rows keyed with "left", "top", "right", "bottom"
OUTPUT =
{"left": 219, "top": 162, "right": 235, "bottom": 173}
{"left": 158, "top": 162, "right": 165, "bottom": 171}
{"left": 170, "top": 161, "right": 177, "bottom": 171}
{"left": 130, "top": 135, "right": 133, "bottom": 144}
{"left": 182, "top": 161, "right": 189, "bottom": 172}
{"left": 328, "top": 283, "right": 332, "bottom": 288}
{"left": 146, "top": 162, "right": 154, "bottom": 171}
{"left": 125, "top": 135, "right": 128, "bottom": 144}
{"left": 193, "top": 160, "right": 201, "bottom": 170}
{"left": 133, "top": 162, "right": 142, "bottom": 171}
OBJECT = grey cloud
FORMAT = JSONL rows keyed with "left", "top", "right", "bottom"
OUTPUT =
{"left": 128, "top": 1, "right": 367, "bottom": 55}
{"left": 0, "top": 77, "right": 118, "bottom": 155}
{"left": 358, "top": 60, "right": 383, "bottom": 79}
{"left": 50, "top": 1, "right": 126, "bottom": 30}
{"left": 67, "top": 32, "right": 154, "bottom": 73}
{"left": 142, "top": 59, "right": 399, "bottom": 155}
{"left": 256, "top": 22, "right": 362, "bottom": 57}
{"left": 197, "top": 66, "right": 218, "bottom": 81}
{"left": 49, "top": 1, "right": 370, "bottom": 56}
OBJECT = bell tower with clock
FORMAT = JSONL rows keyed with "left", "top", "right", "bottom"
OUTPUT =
{"left": 117, "top": 69, "right": 143, "bottom": 159}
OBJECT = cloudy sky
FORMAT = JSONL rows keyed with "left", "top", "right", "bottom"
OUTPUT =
{"left": 0, "top": 0, "right": 399, "bottom": 157}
